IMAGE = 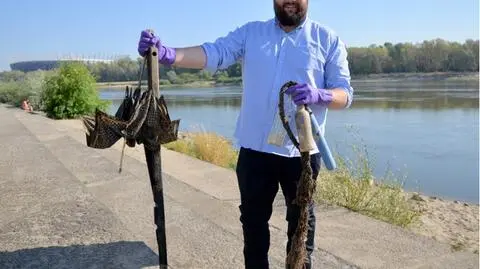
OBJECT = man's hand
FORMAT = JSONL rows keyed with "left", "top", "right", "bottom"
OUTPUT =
{"left": 285, "top": 83, "right": 349, "bottom": 109}
{"left": 137, "top": 30, "right": 176, "bottom": 65}
{"left": 285, "top": 83, "right": 333, "bottom": 107}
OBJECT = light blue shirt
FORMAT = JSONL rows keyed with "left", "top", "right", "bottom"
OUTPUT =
{"left": 201, "top": 16, "right": 354, "bottom": 158}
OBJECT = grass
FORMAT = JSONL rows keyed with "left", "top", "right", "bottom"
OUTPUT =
{"left": 164, "top": 130, "right": 421, "bottom": 228}
{"left": 165, "top": 131, "right": 238, "bottom": 170}
{"left": 313, "top": 127, "right": 421, "bottom": 227}
{"left": 316, "top": 157, "right": 420, "bottom": 227}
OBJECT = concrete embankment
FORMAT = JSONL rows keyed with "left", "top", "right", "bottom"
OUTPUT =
{"left": 0, "top": 104, "right": 478, "bottom": 269}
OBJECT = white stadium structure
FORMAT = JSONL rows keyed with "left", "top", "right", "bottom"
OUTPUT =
{"left": 10, "top": 55, "right": 123, "bottom": 72}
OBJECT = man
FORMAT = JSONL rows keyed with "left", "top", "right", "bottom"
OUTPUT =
{"left": 137, "top": 0, "right": 353, "bottom": 268}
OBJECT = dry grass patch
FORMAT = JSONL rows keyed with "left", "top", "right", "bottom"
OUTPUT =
{"left": 164, "top": 131, "right": 238, "bottom": 169}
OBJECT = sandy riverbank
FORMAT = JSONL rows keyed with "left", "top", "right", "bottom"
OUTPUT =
{"left": 407, "top": 193, "right": 479, "bottom": 254}
{"left": 96, "top": 80, "right": 239, "bottom": 89}
{"left": 350, "top": 71, "right": 479, "bottom": 82}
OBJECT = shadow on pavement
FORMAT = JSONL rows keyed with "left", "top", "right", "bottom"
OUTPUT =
{"left": 0, "top": 241, "right": 159, "bottom": 269}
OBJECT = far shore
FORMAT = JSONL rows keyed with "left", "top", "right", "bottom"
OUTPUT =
{"left": 96, "top": 80, "right": 235, "bottom": 90}
{"left": 96, "top": 71, "right": 479, "bottom": 90}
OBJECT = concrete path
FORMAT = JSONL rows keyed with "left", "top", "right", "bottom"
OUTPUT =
{"left": 0, "top": 104, "right": 478, "bottom": 269}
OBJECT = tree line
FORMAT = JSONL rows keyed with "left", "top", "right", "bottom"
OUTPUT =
{"left": 3, "top": 38, "right": 479, "bottom": 85}
{"left": 348, "top": 38, "right": 478, "bottom": 74}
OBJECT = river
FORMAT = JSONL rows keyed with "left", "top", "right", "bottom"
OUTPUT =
{"left": 99, "top": 80, "right": 479, "bottom": 203}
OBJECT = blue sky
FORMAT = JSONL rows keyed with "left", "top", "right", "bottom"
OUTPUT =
{"left": 0, "top": 0, "right": 478, "bottom": 71}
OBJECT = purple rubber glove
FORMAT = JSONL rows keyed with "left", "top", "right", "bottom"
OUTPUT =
{"left": 137, "top": 30, "right": 176, "bottom": 65}
{"left": 285, "top": 83, "right": 333, "bottom": 106}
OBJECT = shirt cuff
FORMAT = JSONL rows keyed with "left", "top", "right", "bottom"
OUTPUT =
{"left": 200, "top": 43, "right": 219, "bottom": 73}
{"left": 340, "top": 86, "right": 354, "bottom": 108}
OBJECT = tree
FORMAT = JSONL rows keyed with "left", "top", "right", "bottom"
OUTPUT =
{"left": 166, "top": 70, "right": 178, "bottom": 83}
{"left": 41, "top": 62, "right": 110, "bottom": 119}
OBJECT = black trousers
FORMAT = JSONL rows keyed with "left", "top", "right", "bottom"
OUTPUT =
{"left": 235, "top": 147, "right": 321, "bottom": 269}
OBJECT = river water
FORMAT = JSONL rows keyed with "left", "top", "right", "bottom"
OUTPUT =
{"left": 99, "top": 80, "right": 479, "bottom": 203}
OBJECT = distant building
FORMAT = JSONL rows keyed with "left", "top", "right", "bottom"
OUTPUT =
{"left": 10, "top": 58, "right": 116, "bottom": 72}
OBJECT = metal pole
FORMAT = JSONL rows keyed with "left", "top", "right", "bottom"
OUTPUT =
{"left": 145, "top": 36, "right": 168, "bottom": 269}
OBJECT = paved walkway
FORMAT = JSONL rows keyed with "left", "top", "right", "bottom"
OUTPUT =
{"left": 0, "top": 104, "right": 478, "bottom": 269}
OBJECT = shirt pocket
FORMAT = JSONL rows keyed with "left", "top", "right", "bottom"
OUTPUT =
{"left": 285, "top": 43, "right": 326, "bottom": 88}
{"left": 287, "top": 43, "right": 325, "bottom": 72}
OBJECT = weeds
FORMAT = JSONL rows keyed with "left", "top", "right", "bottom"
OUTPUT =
{"left": 165, "top": 131, "right": 238, "bottom": 170}
{"left": 164, "top": 130, "right": 421, "bottom": 228}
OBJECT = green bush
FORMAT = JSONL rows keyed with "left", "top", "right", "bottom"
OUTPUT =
{"left": 159, "top": 79, "right": 171, "bottom": 85}
{"left": 0, "top": 70, "right": 51, "bottom": 108}
{"left": 0, "top": 70, "right": 25, "bottom": 82}
{"left": 0, "top": 82, "right": 23, "bottom": 104}
{"left": 177, "top": 73, "right": 199, "bottom": 83}
{"left": 41, "top": 62, "right": 110, "bottom": 119}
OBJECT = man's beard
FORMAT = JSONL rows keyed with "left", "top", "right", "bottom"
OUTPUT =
{"left": 274, "top": 1, "right": 306, "bottom": 27}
